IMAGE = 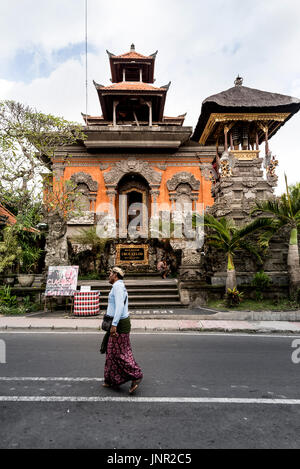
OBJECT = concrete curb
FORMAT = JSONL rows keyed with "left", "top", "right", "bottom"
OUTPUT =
{"left": 194, "top": 311, "right": 300, "bottom": 321}
{"left": 0, "top": 317, "right": 300, "bottom": 334}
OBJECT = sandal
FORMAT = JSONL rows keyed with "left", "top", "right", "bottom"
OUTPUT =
{"left": 129, "top": 378, "right": 142, "bottom": 394}
{"left": 102, "top": 382, "right": 111, "bottom": 388}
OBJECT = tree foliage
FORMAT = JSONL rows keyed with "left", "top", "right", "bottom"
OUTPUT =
{"left": 72, "top": 227, "right": 110, "bottom": 272}
{"left": 251, "top": 176, "right": 300, "bottom": 248}
{"left": 0, "top": 226, "right": 22, "bottom": 274}
{"left": 203, "top": 214, "right": 271, "bottom": 267}
{"left": 0, "top": 100, "right": 84, "bottom": 216}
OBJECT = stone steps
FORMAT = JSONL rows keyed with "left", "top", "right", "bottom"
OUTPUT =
{"left": 100, "top": 302, "right": 182, "bottom": 308}
{"left": 11, "top": 278, "right": 183, "bottom": 310}
{"left": 80, "top": 279, "right": 182, "bottom": 309}
{"left": 98, "top": 290, "right": 180, "bottom": 297}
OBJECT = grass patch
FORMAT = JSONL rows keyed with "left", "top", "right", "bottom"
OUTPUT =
{"left": 0, "top": 305, "right": 28, "bottom": 315}
{"left": 207, "top": 298, "right": 299, "bottom": 312}
{"left": 0, "top": 296, "right": 41, "bottom": 316}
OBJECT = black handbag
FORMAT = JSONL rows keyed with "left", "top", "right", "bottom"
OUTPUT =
{"left": 101, "top": 294, "right": 127, "bottom": 332}
{"left": 101, "top": 314, "right": 113, "bottom": 332}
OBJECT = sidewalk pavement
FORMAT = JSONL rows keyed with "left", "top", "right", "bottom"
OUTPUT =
{"left": 1, "top": 312, "right": 300, "bottom": 334}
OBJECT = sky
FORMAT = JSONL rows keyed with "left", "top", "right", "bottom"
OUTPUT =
{"left": 0, "top": 0, "right": 300, "bottom": 195}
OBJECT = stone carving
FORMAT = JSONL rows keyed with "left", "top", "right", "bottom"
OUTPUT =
{"left": 99, "top": 163, "right": 110, "bottom": 170}
{"left": 44, "top": 212, "right": 69, "bottom": 267}
{"left": 199, "top": 164, "right": 213, "bottom": 181}
{"left": 167, "top": 173, "right": 200, "bottom": 213}
{"left": 220, "top": 159, "right": 232, "bottom": 177}
{"left": 70, "top": 172, "right": 98, "bottom": 192}
{"left": 177, "top": 183, "right": 192, "bottom": 194}
{"left": 155, "top": 163, "right": 167, "bottom": 170}
{"left": 219, "top": 152, "right": 234, "bottom": 178}
{"left": 175, "top": 184, "right": 193, "bottom": 211}
{"left": 264, "top": 151, "right": 279, "bottom": 185}
{"left": 67, "top": 211, "right": 95, "bottom": 225}
{"left": 53, "top": 165, "right": 64, "bottom": 179}
{"left": 103, "top": 158, "right": 162, "bottom": 187}
{"left": 167, "top": 172, "right": 200, "bottom": 191}
{"left": 219, "top": 151, "right": 237, "bottom": 179}
{"left": 221, "top": 181, "right": 234, "bottom": 188}
{"left": 242, "top": 181, "right": 258, "bottom": 188}
{"left": 179, "top": 268, "right": 202, "bottom": 280}
{"left": 71, "top": 243, "right": 93, "bottom": 254}
{"left": 74, "top": 183, "right": 90, "bottom": 211}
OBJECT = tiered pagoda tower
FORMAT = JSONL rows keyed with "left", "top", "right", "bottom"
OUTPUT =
{"left": 83, "top": 44, "right": 185, "bottom": 127}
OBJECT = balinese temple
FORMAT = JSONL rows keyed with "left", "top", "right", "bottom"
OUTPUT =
{"left": 50, "top": 44, "right": 214, "bottom": 279}
{"left": 49, "top": 45, "right": 300, "bottom": 294}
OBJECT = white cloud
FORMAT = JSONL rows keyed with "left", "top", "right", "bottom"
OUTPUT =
{"left": 0, "top": 78, "right": 15, "bottom": 97}
{"left": 0, "top": 0, "right": 84, "bottom": 59}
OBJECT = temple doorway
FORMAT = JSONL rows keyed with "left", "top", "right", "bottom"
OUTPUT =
{"left": 116, "top": 173, "right": 151, "bottom": 237}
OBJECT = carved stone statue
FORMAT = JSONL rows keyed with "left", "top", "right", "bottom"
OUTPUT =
{"left": 265, "top": 151, "right": 279, "bottom": 184}
{"left": 167, "top": 172, "right": 200, "bottom": 192}
{"left": 44, "top": 212, "right": 69, "bottom": 267}
{"left": 70, "top": 172, "right": 98, "bottom": 192}
{"left": 219, "top": 151, "right": 236, "bottom": 178}
{"left": 103, "top": 157, "right": 162, "bottom": 187}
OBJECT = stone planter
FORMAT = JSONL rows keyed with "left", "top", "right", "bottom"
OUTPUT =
{"left": 3, "top": 277, "right": 15, "bottom": 286}
{"left": 17, "top": 274, "right": 35, "bottom": 287}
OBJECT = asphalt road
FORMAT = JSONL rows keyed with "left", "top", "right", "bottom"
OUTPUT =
{"left": 0, "top": 332, "right": 300, "bottom": 449}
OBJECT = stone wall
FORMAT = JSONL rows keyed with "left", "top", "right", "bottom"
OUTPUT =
{"left": 178, "top": 282, "right": 290, "bottom": 307}
{"left": 203, "top": 154, "right": 299, "bottom": 288}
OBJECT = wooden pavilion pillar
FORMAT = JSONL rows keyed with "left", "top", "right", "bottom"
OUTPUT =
{"left": 113, "top": 100, "right": 119, "bottom": 126}
{"left": 145, "top": 101, "right": 153, "bottom": 127}
{"left": 224, "top": 125, "right": 229, "bottom": 152}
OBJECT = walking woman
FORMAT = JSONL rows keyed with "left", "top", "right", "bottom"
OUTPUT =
{"left": 100, "top": 267, "right": 143, "bottom": 394}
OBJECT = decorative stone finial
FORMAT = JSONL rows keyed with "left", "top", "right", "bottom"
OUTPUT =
{"left": 234, "top": 75, "right": 243, "bottom": 87}
{"left": 130, "top": 44, "right": 135, "bottom": 51}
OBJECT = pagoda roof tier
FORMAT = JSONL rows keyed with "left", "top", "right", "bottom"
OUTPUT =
{"left": 192, "top": 82, "right": 300, "bottom": 145}
{"left": 99, "top": 82, "right": 164, "bottom": 92}
{"left": 94, "top": 80, "right": 171, "bottom": 122}
{"left": 82, "top": 112, "right": 186, "bottom": 126}
{"left": 81, "top": 125, "right": 192, "bottom": 149}
{"left": 112, "top": 51, "right": 155, "bottom": 59}
{"left": 107, "top": 44, "right": 157, "bottom": 83}
{"left": 0, "top": 203, "right": 39, "bottom": 232}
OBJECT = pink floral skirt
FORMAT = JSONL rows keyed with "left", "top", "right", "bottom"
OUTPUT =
{"left": 104, "top": 333, "right": 143, "bottom": 387}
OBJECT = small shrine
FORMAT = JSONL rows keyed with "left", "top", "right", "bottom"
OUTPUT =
{"left": 192, "top": 76, "right": 300, "bottom": 223}
{"left": 191, "top": 77, "right": 300, "bottom": 288}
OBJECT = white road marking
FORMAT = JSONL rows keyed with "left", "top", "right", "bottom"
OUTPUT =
{"left": 0, "top": 377, "right": 104, "bottom": 382}
{"left": 0, "top": 396, "right": 300, "bottom": 404}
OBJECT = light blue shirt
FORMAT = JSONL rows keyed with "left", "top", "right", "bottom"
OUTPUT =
{"left": 106, "top": 280, "right": 129, "bottom": 326}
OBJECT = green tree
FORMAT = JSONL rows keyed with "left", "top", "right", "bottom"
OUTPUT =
{"left": 73, "top": 227, "right": 109, "bottom": 273}
{"left": 203, "top": 214, "right": 272, "bottom": 292}
{"left": 0, "top": 226, "right": 22, "bottom": 274}
{"left": 0, "top": 100, "right": 86, "bottom": 267}
{"left": 252, "top": 177, "right": 300, "bottom": 296}
{"left": 0, "top": 100, "right": 84, "bottom": 216}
